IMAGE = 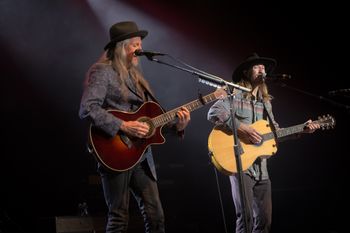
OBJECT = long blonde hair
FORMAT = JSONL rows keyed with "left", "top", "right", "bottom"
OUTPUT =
{"left": 237, "top": 68, "right": 272, "bottom": 102}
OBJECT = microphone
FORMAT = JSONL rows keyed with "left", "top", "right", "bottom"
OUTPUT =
{"left": 328, "top": 88, "right": 350, "bottom": 96}
{"left": 264, "top": 73, "right": 292, "bottom": 80}
{"left": 258, "top": 73, "right": 267, "bottom": 79}
{"left": 134, "top": 49, "right": 166, "bottom": 59}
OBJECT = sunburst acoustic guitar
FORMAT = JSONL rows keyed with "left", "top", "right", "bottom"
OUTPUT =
{"left": 89, "top": 88, "right": 227, "bottom": 172}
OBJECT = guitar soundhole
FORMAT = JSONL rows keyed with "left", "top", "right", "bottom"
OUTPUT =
{"left": 138, "top": 117, "right": 155, "bottom": 138}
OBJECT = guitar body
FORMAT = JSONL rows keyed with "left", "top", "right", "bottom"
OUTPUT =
{"left": 89, "top": 101, "right": 166, "bottom": 172}
{"left": 208, "top": 119, "right": 278, "bottom": 175}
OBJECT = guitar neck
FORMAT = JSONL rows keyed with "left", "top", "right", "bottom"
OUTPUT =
{"left": 153, "top": 92, "right": 219, "bottom": 127}
{"left": 275, "top": 123, "right": 306, "bottom": 139}
{"left": 263, "top": 117, "right": 334, "bottom": 141}
{"left": 276, "top": 118, "right": 330, "bottom": 139}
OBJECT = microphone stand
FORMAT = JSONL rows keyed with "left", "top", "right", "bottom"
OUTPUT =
{"left": 271, "top": 82, "right": 350, "bottom": 115}
{"left": 226, "top": 85, "right": 251, "bottom": 233}
{"left": 146, "top": 56, "right": 251, "bottom": 233}
{"left": 148, "top": 57, "right": 251, "bottom": 92}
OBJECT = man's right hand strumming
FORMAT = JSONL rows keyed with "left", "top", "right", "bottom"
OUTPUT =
{"left": 237, "top": 123, "right": 262, "bottom": 144}
{"left": 120, "top": 121, "right": 150, "bottom": 138}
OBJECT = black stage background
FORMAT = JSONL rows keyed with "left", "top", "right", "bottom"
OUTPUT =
{"left": 1, "top": 0, "right": 348, "bottom": 232}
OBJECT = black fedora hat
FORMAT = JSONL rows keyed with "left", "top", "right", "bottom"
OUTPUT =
{"left": 232, "top": 53, "right": 277, "bottom": 82}
{"left": 104, "top": 21, "right": 148, "bottom": 51}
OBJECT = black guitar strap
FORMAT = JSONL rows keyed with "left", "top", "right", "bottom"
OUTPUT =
{"left": 263, "top": 101, "right": 277, "bottom": 133}
{"left": 127, "top": 71, "right": 167, "bottom": 112}
{"left": 140, "top": 82, "right": 167, "bottom": 112}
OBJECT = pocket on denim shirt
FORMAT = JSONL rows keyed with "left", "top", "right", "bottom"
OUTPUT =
{"left": 235, "top": 110, "right": 249, "bottom": 120}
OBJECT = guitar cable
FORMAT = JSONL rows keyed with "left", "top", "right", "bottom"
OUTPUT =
{"left": 209, "top": 152, "right": 229, "bottom": 233}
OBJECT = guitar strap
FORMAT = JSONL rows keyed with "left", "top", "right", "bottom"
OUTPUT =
{"left": 127, "top": 71, "right": 167, "bottom": 112}
{"left": 263, "top": 101, "right": 277, "bottom": 133}
{"left": 140, "top": 82, "right": 167, "bottom": 112}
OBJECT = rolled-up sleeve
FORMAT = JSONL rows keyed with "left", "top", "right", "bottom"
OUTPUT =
{"left": 207, "top": 99, "right": 241, "bottom": 130}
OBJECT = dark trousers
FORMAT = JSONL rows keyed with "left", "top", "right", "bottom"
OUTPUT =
{"left": 100, "top": 161, "right": 165, "bottom": 233}
{"left": 229, "top": 174, "right": 272, "bottom": 233}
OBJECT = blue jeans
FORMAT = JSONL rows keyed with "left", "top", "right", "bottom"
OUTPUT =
{"left": 100, "top": 161, "right": 165, "bottom": 233}
{"left": 230, "top": 174, "right": 272, "bottom": 233}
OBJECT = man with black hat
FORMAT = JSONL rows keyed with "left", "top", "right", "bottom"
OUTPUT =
{"left": 207, "top": 53, "right": 319, "bottom": 233}
{"left": 79, "top": 21, "right": 190, "bottom": 233}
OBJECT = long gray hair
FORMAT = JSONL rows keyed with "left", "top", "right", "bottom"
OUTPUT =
{"left": 103, "top": 39, "right": 153, "bottom": 100}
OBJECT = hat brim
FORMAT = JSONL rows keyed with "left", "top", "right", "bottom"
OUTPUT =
{"left": 232, "top": 57, "right": 277, "bottom": 82}
{"left": 104, "top": 30, "right": 148, "bottom": 51}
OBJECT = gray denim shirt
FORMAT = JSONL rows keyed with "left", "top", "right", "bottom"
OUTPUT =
{"left": 207, "top": 90, "right": 279, "bottom": 180}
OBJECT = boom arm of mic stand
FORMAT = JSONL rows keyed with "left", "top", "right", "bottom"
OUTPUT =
{"left": 275, "top": 83, "right": 350, "bottom": 115}
{"left": 149, "top": 57, "right": 251, "bottom": 93}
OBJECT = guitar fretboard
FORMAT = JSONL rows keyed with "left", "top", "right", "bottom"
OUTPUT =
{"left": 263, "top": 119, "right": 330, "bottom": 141}
{"left": 276, "top": 123, "right": 306, "bottom": 138}
{"left": 152, "top": 92, "right": 220, "bottom": 127}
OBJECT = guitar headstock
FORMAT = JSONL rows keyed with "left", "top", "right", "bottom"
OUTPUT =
{"left": 213, "top": 88, "right": 228, "bottom": 100}
{"left": 315, "top": 114, "right": 336, "bottom": 130}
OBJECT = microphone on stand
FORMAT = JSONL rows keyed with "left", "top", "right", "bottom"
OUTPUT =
{"left": 263, "top": 73, "right": 292, "bottom": 81}
{"left": 134, "top": 49, "right": 166, "bottom": 60}
{"left": 328, "top": 88, "right": 350, "bottom": 96}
